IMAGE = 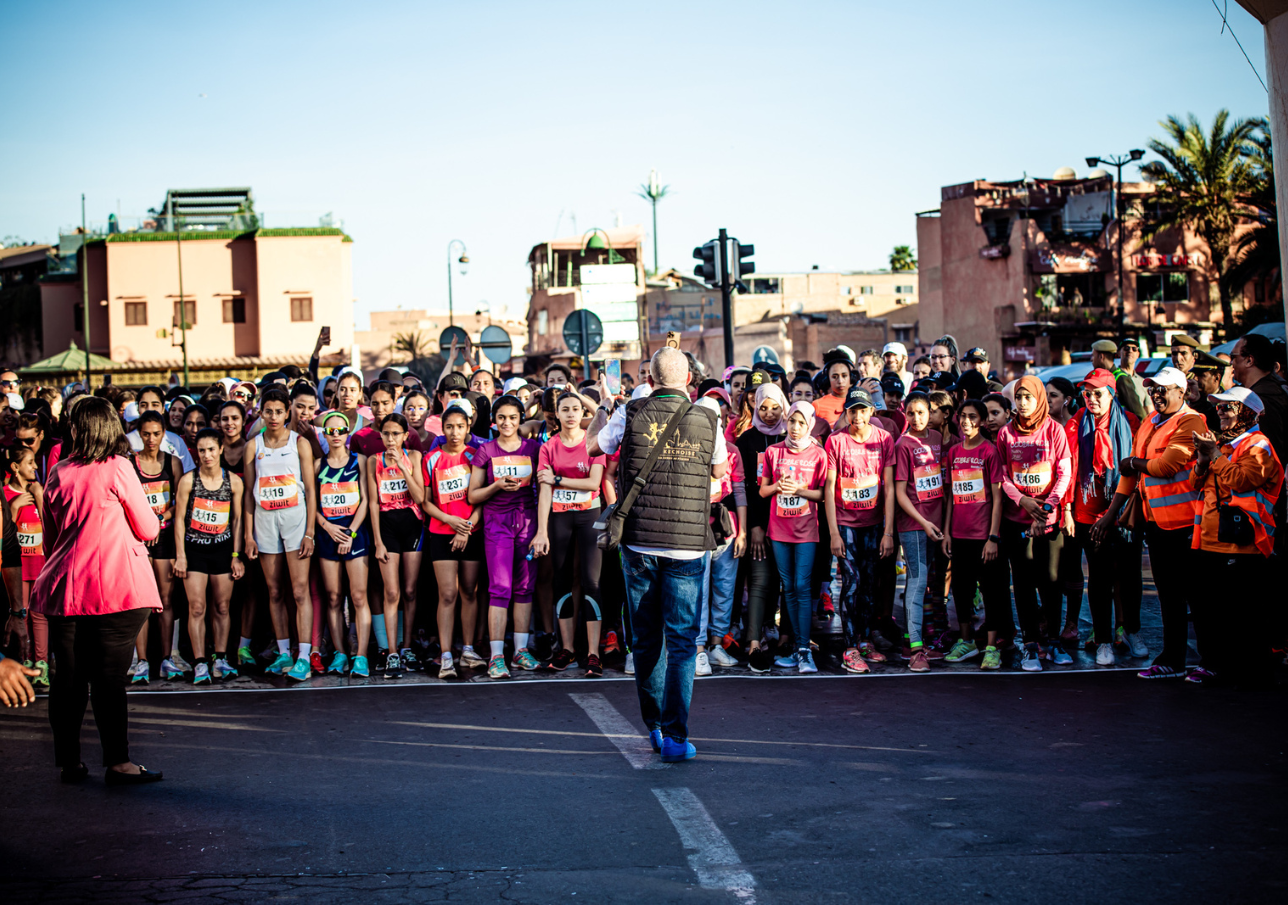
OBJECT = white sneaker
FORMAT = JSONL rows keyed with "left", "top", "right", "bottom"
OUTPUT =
{"left": 1095, "top": 643, "right": 1115, "bottom": 666}
{"left": 708, "top": 646, "right": 738, "bottom": 668}
{"left": 170, "top": 651, "right": 193, "bottom": 673}
{"left": 459, "top": 646, "right": 487, "bottom": 669}
{"left": 130, "top": 660, "right": 150, "bottom": 685}
{"left": 160, "top": 658, "right": 184, "bottom": 680}
{"left": 1021, "top": 644, "right": 1042, "bottom": 672}
{"left": 624, "top": 652, "right": 635, "bottom": 675}
{"left": 1125, "top": 632, "right": 1149, "bottom": 658}
{"left": 695, "top": 651, "right": 712, "bottom": 677}
{"left": 193, "top": 662, "right": 211, "bottom": 685}
{"left": 212, "top": 657, "right": 235, "bottom": 679}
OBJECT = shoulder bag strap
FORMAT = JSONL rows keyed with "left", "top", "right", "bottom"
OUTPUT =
{"left": 615, "top": 403, "right": 691, "bottom": 520}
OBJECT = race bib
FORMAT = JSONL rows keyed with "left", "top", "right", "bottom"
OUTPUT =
{"left": 756, "top": 453, "right": 765, "bottom": 480}
{"left": 1011, "top": 460, "right": 1052, "bottom": 493}
{"left": 142, "top": 480, "right": 171, "bottom": 526}
{"left": 776, "top": 493, "right": 807, "bottom": 518}
{"left": 951, "top": 468, "right": 985, "bottom": 504}
{"left": 18, "top": 521, "right": 42, "bottom": 556}
{"left": 493, "top": 455, "right": 533, "bottom": 487}
{"left": 839, "top": 474, "right": 879, "bottom": 510}
{"left": 257, "top": 474, "right": 299, "bottom": 509}
{"left": 190, "top": 498, "right": 231, "bottom": 534}
{"left": 913, "top": 463, "right": 943, "bottom": 502}
{"left": 435, "top": 464, "right": 470, "bottom": 504}
{"left": 379, "top": 474, "right": 410, "bottom": 506}
{"left": 710, "top": 476, "right": 724, "bottom": 503}
{"left": 552, "top": 486, "right": 595, "bottom": 513}
{"left": 320, "top": 481, "right": 359, "bottom": 518}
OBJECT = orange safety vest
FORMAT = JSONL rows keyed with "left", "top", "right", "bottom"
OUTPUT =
{"left": 1195, "top": 430, "right": 1283, "bottom": 558}
{"left": 1135, "top": 405, "right": 1200, "bottom": 531}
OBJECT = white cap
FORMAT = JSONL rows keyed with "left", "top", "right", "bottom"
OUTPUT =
{"left": 882, "top": 342, "right": 908, "bottom": 357}
{"left": 1209, "top": 386, "right": 1264, "bottom": 415}
{"left": 502, "top": 377, "right": 527, "bottom": 394}
{"left": 631, "top": 384, "right": 653, "bottom": 400}
{"left": 444, "top": 398, "right": 476, "bottom": 422}
{"left": 6, "top": 392, "right": 22, "bottom": 411}
{"left": 123, "top": 400, "right": 139, "bottom": 422}
{"left": 1145, "top": 366, "right": 1188, "bottom": 390}
{"left": 836, "top": 344, "right": 856, "bottom": 364}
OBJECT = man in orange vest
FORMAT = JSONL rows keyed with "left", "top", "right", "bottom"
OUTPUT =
{"left": 1091, "top": 366, "right": 1207, "bottom": 680}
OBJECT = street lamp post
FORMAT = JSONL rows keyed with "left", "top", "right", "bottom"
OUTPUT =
{"left": 81, "top": 193, "right": 92, "bottom": 390}
{"left": 1085, "top": 149, "right": 1145, "bottom": 332}
{"left": 447, "top": 239, "right": 469, "bottom": 327}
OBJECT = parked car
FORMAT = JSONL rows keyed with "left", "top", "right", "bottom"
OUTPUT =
{"left": 1210, "top": 321, "right": 1285, "bottom": 356}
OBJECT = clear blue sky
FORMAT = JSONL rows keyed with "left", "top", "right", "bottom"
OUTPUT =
{"left": 0, "top": 0, "right": 1270, "bottom": 329}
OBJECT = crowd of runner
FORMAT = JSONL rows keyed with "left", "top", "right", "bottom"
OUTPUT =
{"left": 1, "top": 327, "right": 1284, "bottom": 693}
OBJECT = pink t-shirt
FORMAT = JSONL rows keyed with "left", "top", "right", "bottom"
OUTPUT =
{"left": 423, "top": 446, "right": 477, "bottom": 535}
{"left": 825, "top": 426, "right": 894, "bottom": 529}
{"left": 944, "top": 439, "right": 1004, "bottom": 540}
{"left": 996, "top": 418, "right": 1072, "bottom": 527}
{"left": 711, "top": 440, "right": 745, "bottom": 534}
{"left": 763, "top": 442, "right": 827, "bottom": 544}
{"left": 894, "top": 433, "right": 944, "bottom": 534}
{"left": 537, "top": 435, "right": 606, "bottom": 513}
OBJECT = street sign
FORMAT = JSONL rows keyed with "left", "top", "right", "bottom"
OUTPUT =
{"left": 563, "top": 309, "right": 603, "bottom": 357}
{"left": 579, "top": 263, "right": 639, "bottom": 344}
{"left": 439, "top": 326, "right": 470, "bottom": 365}
{"left": 479, "top": 324, "right": 513, "bottom": 365}
{"left": 752, "top": 345, "right": 779, "bottom": 366}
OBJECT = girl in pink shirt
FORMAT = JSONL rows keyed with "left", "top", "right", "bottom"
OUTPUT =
{"left": 5, "top": 446, "right": 47, "bottom": 689}
{"left": 894, "top": 395, "right": 944, "bottom": 672}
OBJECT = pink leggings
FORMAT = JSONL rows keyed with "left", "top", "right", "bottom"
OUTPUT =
{"left": 27, "top": 610, "right": 49, "bottom": 662}
{"left": 484, "top": 508, "right": 536, "bottom": 610}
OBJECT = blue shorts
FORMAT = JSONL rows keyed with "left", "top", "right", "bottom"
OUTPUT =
{"left": 316, "top": 522, "right": 371, "bottom": 562}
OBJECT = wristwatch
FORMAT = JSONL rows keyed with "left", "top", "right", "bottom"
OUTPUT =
{"left": 1041, "top": 502, "right": 1054, "bottom": 514}
{"left": 554, "top": 475, "right": 563, "bottom": 487}
{"left": 987, "top": 534, "right": 1001, "bottom": 544}
{"left": 9, "top": 608, "right": 27, "bottom": 619}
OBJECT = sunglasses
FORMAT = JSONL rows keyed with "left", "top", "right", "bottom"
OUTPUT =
{"left": 16, "top": 435, "right": 39, "bottom": 447}
{"left": 324, "top": 427, "right": 349, "bottom": 437}
{"left": 232, "top": 391, "right": 252, "bottom": 400}
{"left": 1215, "top": 402, "right": 1240, "bottom": 415}
{"left": 0, "top": 380, "right": 17, "bottom": 388}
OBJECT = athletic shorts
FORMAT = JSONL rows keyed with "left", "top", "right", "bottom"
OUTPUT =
{"left": 186, "top": 538, "right": 234, "bottom": 576}
{"left": 253, "top": 504, "right": 309, "bottom": 555}
{"left": 316, "top": 522, "right": 372, "bottom": 562}
{"left": 148, "top": 526, "right": 177, "bottom": 561}
{"left": 426, "top": 529, "right": 483, "bottom": 563}
{"left": 379, "top": 508, "right": 424, "bottom": 555}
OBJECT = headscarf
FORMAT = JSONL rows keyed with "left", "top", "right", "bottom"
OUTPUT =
{"left": 1218, "top": 402, "right": 1259, "bottom": 446}
{"left": 1012, "top": 375, "right": 1049, "bottom": 435}
{"left": 752, "top": 384, "right": 788, "bottom": 436}
{"left": 1077, "top": 393, "right": 1132, "bottom": 500}
{"left": 783, "top": 401, "right": 816, "bottom": 451}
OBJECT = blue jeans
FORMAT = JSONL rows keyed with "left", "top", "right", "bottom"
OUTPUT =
{"left": 769, "top": 539, "right": 817, "bottom": 651}
{"left": 699, "top": 539, "right": 738, "bottom": 643}
{"left": 899, "top": 529, "right": 931, "bottom": 647}
{"left": 622, "top": 547, "right": 709, "bottom": 742}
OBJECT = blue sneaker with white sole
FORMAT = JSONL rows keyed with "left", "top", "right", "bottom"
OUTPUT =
{"left": 266, "top": 652, "right": 293, "bottom": 675}
{"left": 286, "top": 657, "right": 311, "bottom": 682}
{"left": 773, "top": 651, "right": 800, "bottom": 669}
{"left": 327, "top": 652, "right": 350, "bottom": 675}
{"left": 650, "top": 729, "right": 663, "bottom": 752}
{"left": 660, "top": 737, "right": 697, "bottom": 763}
{"left": 350, "top": 655, "right": 370, "bottom": 678}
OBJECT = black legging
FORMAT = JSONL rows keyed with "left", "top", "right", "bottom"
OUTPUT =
{"left": 550, "top": 508, "right": 603, "bottom": 621}
{"left": 1145, "top": 521, "right": 1193, "bottom": 671}
{"left": 948, "top": 537, "right": 1013, "bottom": 636}
{"left": 745, "top": 545, "right": 780, "bottom": 645}
{"left": 1001, "top": 519, "right": 1064, "bottom": 642}
{"left": 1069, "top": 522, "right": 1140, "bottom": 643}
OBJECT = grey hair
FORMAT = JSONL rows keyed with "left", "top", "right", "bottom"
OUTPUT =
{"left": 650, "top": 347, "right": 689, "bottom": 389}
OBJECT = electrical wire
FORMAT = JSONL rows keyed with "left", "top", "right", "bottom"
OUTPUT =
{"left": 1213, "top": 0, "right": 1268, "bottom": 93}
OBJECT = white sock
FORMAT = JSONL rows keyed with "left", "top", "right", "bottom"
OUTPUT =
{"left": 490, "top": 640, "right": 504, "bottom": 658}
{"left": 298, "top": 643, "right": 311, "bottom": 660}
{"left": 515, "top": 632, "right": 530, "bottom": 652}
{"left": 239, "top": 636, "right": 253, "bottom": 650}
{"left": 277, "top": 639, "right": 290, "bottom": 655}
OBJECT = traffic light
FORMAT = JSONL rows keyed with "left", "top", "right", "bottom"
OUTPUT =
{"left": 693, "top": 239, "right": 722, "bottom": 286}
{"left": 730, "top": 240, "right": 754, "bottom": 292}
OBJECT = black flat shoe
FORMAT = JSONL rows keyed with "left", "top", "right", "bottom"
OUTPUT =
{"left": 104, "top": 765, "right": 163, "bottom": 786}
{"left": 60, "top": 763, "right": 88, "bottom": 784}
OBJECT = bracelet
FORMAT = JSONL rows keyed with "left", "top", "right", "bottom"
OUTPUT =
{"left": 9, "top": 608, "right": 27, "bottom": 619}
{"left": 304, "top": 534, "right": 314, "bottom": 540}
{"left": 231, "top": 552, "right": 240, "bottom": 559}
{"left": 350, "top": 529, "right": 358, "bottom": 538}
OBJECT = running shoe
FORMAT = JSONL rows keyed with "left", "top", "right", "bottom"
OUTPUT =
{"left": 286, "top": 657, "right": 311, "bottom": 682}
{"left": 384, "top": 652, "right": 403, "bottom": 679}
{"left": 1114, "top": 625, "right": 1127, "bottom": 648}
{"left": 624, "top": 652, "right": 635, "bottom": 675}
{"left": 193, "top": 662, "right": 211, "bottom": 685}
{"left": 695, "top": 651, "right": 712, "bottom": 677}
{"left": 797, "top": 650, "right": 818, "bottom": 674}
{"left": 660, "top": 738, "right": 697, "bottom": 763}
{"left": 868, "top": 629, "right": 895, "bottom": 652}
{"left": 708, "top": 646, "right": 738, "bottom": 668}
{"left": 33, "top": 660, "right": 50, "bottom": 690}
{"left": 1095, "top": 644, "right": 1115, "bottom": 666}
{"left": 131, "top": 660, "right": 150, "bottom": 685}
{"left": 585, "top": 654, "right": 603, "bottom": 678}
{"left": 1050, "top": 646, "right": 1073, "bottom": 666}
{"left": 859, "top": 642, "right": 887, "bottom": 663}
{"left": 540, "top": 649, "right": 576, "bottom": 672}
{"left": 237, "top": 646, "right": 257, "bottom": 669}
{"left": 310, "top": 651, "right": 325, "bottom": 675}
{"left": 747, "top": 648, "right": 774, "bottom": 674}
{"left": 944, "top": 639, "right": 979, "bottom": 663}
{"left": 1060, "top": 623, "right": 1080, "bottom": 642}
{"left": 1185, "top": 666, "right": 1216, "bottom": 685}
{"left": 1125, "top": 632, "right": 1149, "bottom": 658}
{"left": 459, "top": 647, "right": 487, "bottom": 669}
{"left": 327, "top": 652, "right": 350, "bottom": 675}
{"left": 980, "top": 646, "right": 1002, "bottom": 670}
{"left": 266, "top": 652, "right": 293, "bottom": 675}
{"left": 400, "top": 648, "right": 421, "bottom": 673}
{"left": 160, "top": 658, "right": 184, "bottom": 681}
{"left": 375, "top": 649, "right": 389, "bottom": 672}
{"left": 908, "top": 650, "right": 930, "bottom": 673}
{"left": 820, "top": 591, "right": 835, "bottom": 618}
{"left": 351, "top": 655, "right": 370, "bottom": 678}
{"left": 533, "top": 631, "right": 556, "bottom": 662}
{"left": 1137, "top": 664, "right": 1184, "bottom": 680}
{"left": 774, "top": 651, "right": 800, "bottom": 669}
{"left": 842, "top": 649, "right": 870, "bottom": 674}
{"left": 488, "top": 654, "right": 511, "bottom": 679}
{"left": 650, "top": 729, "right": 663, "bottom": 752}
{"left": 438, "top": 654, "right": 457, "bottom": 679}
{"left": 170, "top": 652, "right": 193, "bottom": 673}
{"left": 1084, "top": 631, "right": 1099, "bottom": 652}
{"left": 512, "top": 648, "right": 540, "bottom": 671}
{"left": 929, "top": 631, "right": 956, "bottom": 654}
{"left": 213, "top": 658, "right": 237, "bottom": 679}
{"left": 603, "top": 631, "right": 621, "bottom": 654}
{"left": 1020, "top": 643, "right": 1042, "bottom": 672}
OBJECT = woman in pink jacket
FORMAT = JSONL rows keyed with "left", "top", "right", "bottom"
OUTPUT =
{"left": 34, "top": 396, "right": 165, "bottom": 785}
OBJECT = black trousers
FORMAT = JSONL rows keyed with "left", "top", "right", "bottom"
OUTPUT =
{"left": 1001, "top": 520, "right": 1064, "bottom": 642}
{"left": 948, "top": 538, "right": 1013, "bottom": 636}
{"left": 1192, "top": 549, "right": 1274, "bottom": 684}
{"left": 47, "top": 608, "right": 150, "bottom": 769}
{"left": 1069, "top": 522, "right": 1142, "bottom": 643}
{"left": 1144, "top": 522, "right": 1194, "bottom": 671}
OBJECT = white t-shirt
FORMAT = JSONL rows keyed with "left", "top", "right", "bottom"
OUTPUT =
{"left": 126, "top": 429, "right": 195, "bottom": 473}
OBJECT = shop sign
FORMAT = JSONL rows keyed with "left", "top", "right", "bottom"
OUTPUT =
{"left": 1132, "top": 252, "right": 1200, "bottom": 268}
{"left": 1004, "top": 345, "right": 1035, "bottom": 362}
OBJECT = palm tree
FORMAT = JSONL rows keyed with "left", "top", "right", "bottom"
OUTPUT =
{"left": 889, "top": 245, "right": 917, "bottom": 272}
{"left": 1139, "top": 110, "right": 1260, "bottom": 337}
{"left": 390, "top": 330, "right": 430, "bottom": 364}
{"left": 636, "top": 170, "right": 670, "bottom": 275}
{"left": 1226, "top": 120, "right": 1279, "bottom": 319}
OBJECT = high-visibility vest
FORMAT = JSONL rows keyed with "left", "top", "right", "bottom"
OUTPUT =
{"left": 1134, "top": 405, "right": 1200, "bottom": 531}
{"left": 1203, "top": 430, "right": 1283, "bottom": 558}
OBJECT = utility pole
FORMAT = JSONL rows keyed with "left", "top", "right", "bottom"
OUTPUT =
{"left": 81, "top": 194, "right": 92, "bottom": 390}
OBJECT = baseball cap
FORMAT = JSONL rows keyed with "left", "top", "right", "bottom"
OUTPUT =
{"left": 1208, "top": 386, "right": 1264, "bottom": 414}
{"left": 963, "top": 346, "right": 989, "bottom": 363}
{"left": 1091, "top": 339, "right": 1118, "bottom": 355}
{"left": 1078, "top": 368, "right": 1117, "bottom": 391}
{"left": 949, "top": 370, "right": 989, "bottom": 399}
{"left": 836, "top": 344, "right": 857, "bottom": 363}
{"left": 7, "top": 392, "right": 24, "bottom": 411}
{"left": 881, "top": 342, "right": 908, "bottom": 357}
{"left": 1119, "top": 336, "right": 1141, "bottom": 348}
{"left": 702, "top": 386, "right": 732, "bottom": 407}
{"left": 440, "top": 372, "right": 470, "bottom": 392}
{"left": 1170, "top": 334, "right": 1200, "bottom": 348}
{"left": 747, "top": 369, "right": 772, "bottom": 389}
{"left": 879, "top": 373, "right": 906, "bottom": 396}
{"left": 1144, "top": 366, "right": 1188, "bottom": 389}
{"left": 502, "top": 377, "right": 527, "bottom": 395}
{"left": 443, "top": 398, "right": 476, "bottom": 422}
{"left": 845, "top": 387, "right": 876, "bottom": 410}
{"left": 927, "top": 370, "right": 956, "bottom": 389}
{"left": 760, "top": 362, "right": 786, "bottom": 379}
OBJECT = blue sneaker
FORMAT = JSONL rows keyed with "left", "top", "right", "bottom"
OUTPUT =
{"left": 266, "top": 652, "right": 293, "bottom": 675}
{"left": 797, "top": 650, "right": 818, "bottom": 674}
{"left": 1050, "top": 645, "right": 1073, "bottom": 666}
{"left": 351, "top": 655, "right": 370, "bottom": 678}
{"left": 286, "top": 657, "right": 311, "bottom": 682}
{"left": 773, "top": 651, "right": 799, "bottom": 669}
{"left": 650, "top": 729, "right": 663, "bottom": 752}
{"left": 327, "top": 652, "right": 350, "bottom": 675}
{"left": 660, "top": 737, "right": 697, "bottom": 763}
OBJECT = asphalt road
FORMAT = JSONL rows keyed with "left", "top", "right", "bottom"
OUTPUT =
{"left": 4, "top": 669, "right": 1286, "bottom": 904}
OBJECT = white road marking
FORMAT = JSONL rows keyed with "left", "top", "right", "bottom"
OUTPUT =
{"left": 653, "top": 787, "right": 757, "bottom": 903}
{"left": 568, "top": 692, "right": 667, "bottom": 770}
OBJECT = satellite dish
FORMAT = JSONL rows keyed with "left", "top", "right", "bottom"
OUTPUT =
{"left": 1053, "top": 167, "right": 1077, "bottom": 180}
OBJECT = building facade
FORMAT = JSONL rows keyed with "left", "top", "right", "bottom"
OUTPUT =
{"left": 354, "top": 309, "right": 527, "bottom": 378}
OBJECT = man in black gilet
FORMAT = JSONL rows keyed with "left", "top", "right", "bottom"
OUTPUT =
{"left": 590, "top": 348, "right": 725, "bottom": 762}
